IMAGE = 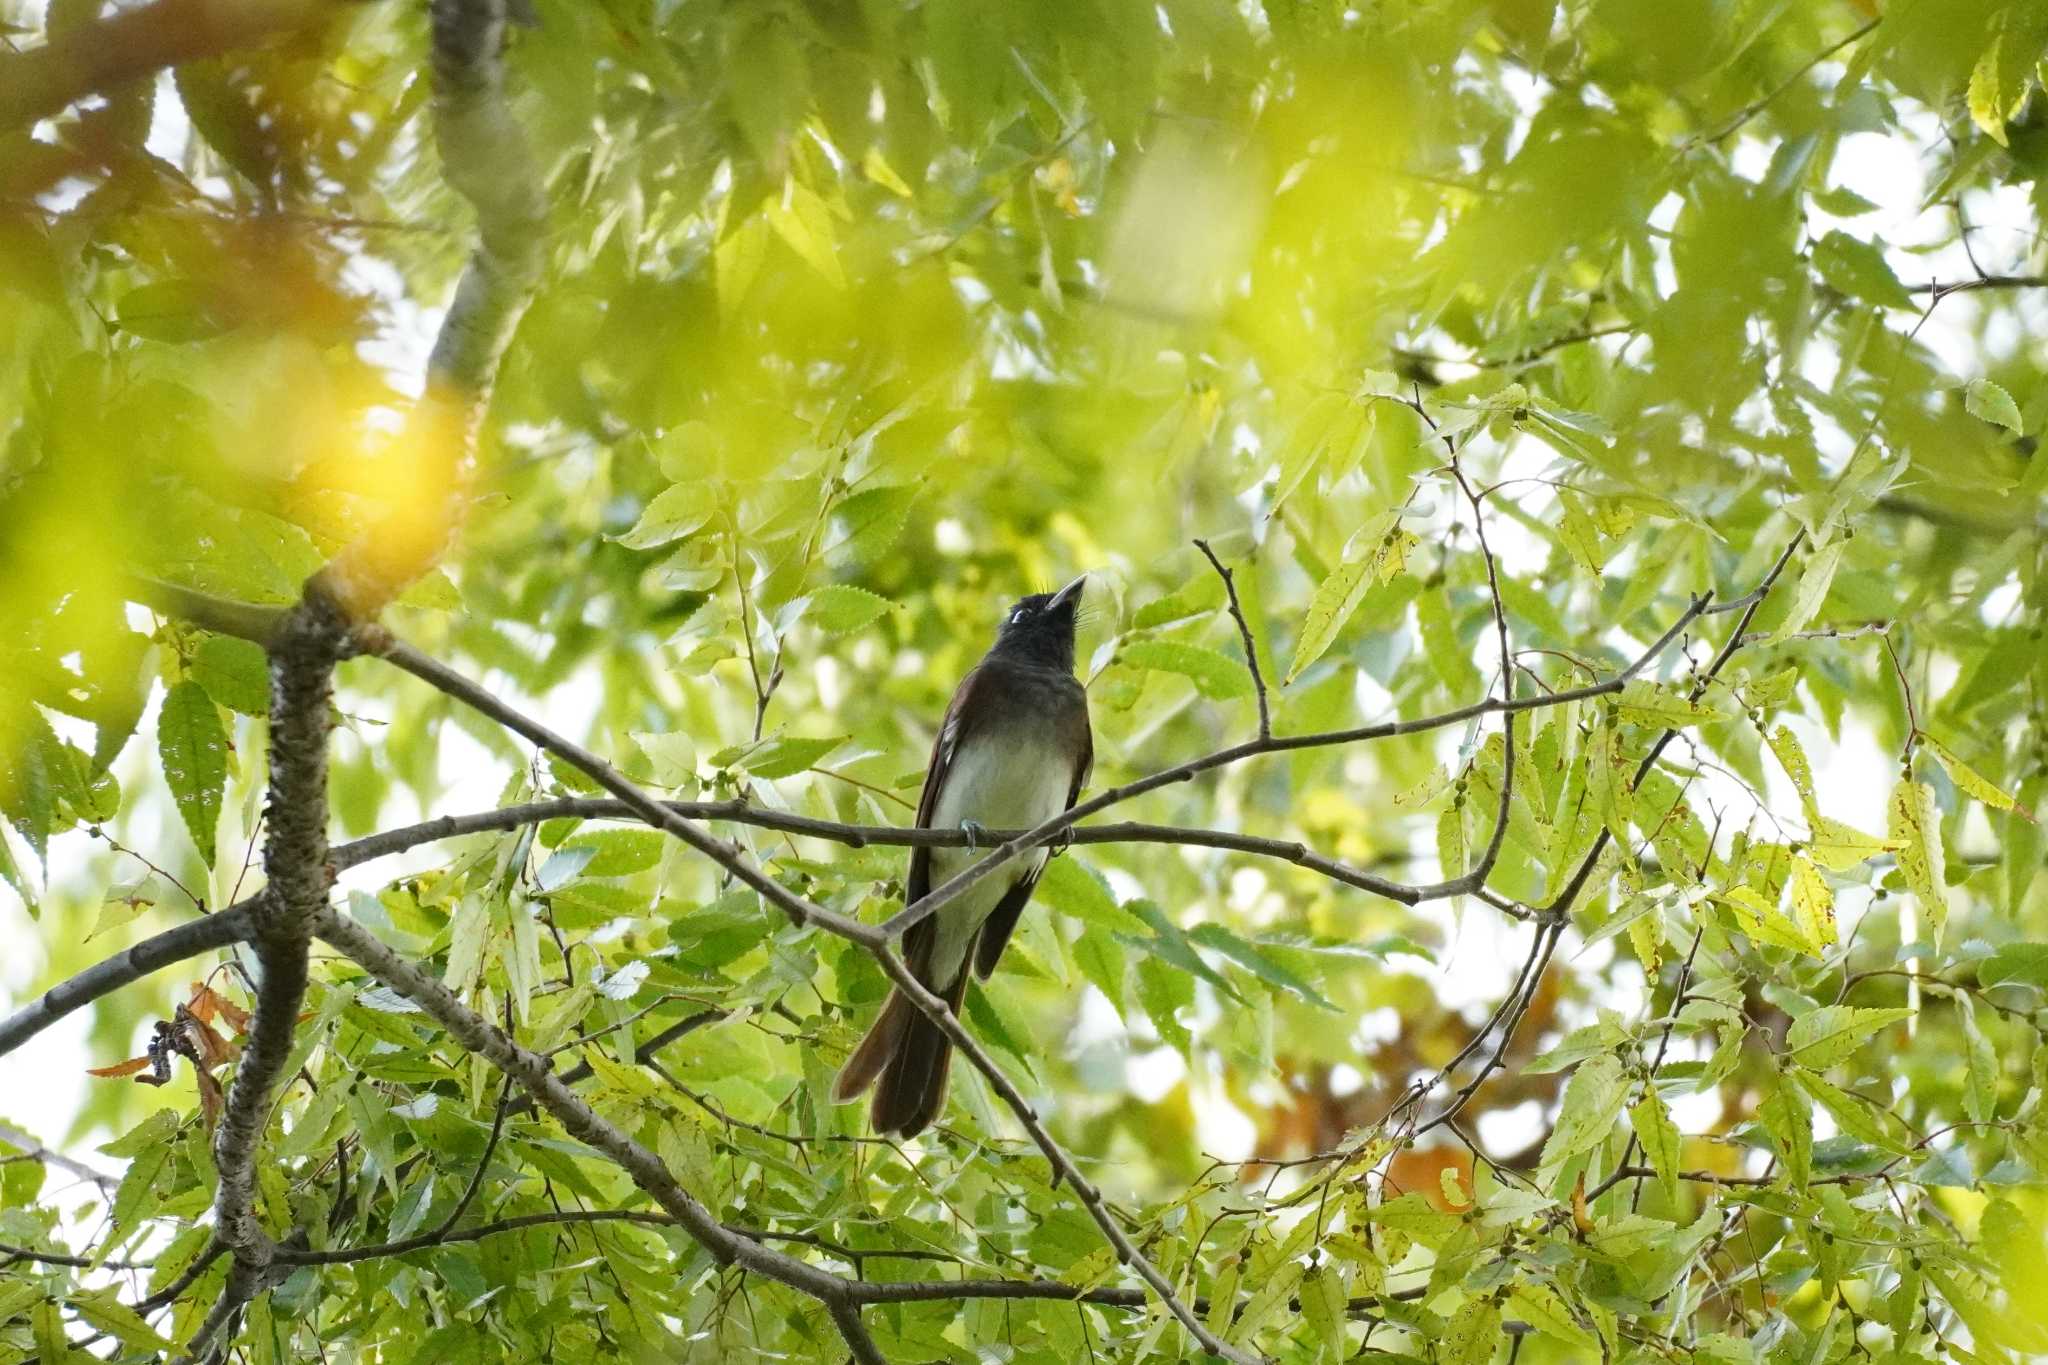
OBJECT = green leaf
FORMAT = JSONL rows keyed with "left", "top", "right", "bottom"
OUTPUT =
{"left": 1964, "top": 378, "right": 2024, "bottom": 434}
{"left": 1440, "top": 1295, "right": 1501, "bottom": 1365}
{"left": 190, "top": 634, "right": 270, "bottom": 716}
{"left": 1812, "top": 231, "right": 1914, "bottom": 310}
{"left": 560, "top": 829, "right": 665, "bottom": 876}
{"left": 1071, "top": 926, "right": 1126, "bottom": 1016}
{"left": 1980, "top": 943, "right": 2048, "bottom": 990}
{"left": 1036, "top": 857, "right": 1149, "bottom": 934}
{"left": 1758, "top": 1080, "right": 1812, "bottom": 1189}
{"left": 1786, "top": 1005, "right": 1914, "bottom": 1070}
{"left": 1630, "top": 1087, "right": 1683, "bottom": 1204}
{"left": 1769, "top": 540, "right": 1843, "bottom": 642}
{"left": 724, "top": 734, "right": 845, "bottom": 779}
{"left": 1187, "top": 923, "right": 1335, "bottom": 1009}
{"left": 1888, "top": 777, "right": 1948, "bottom": 948}
{"left": 157, "top": 680, "right": 226, "bottom": 867}
{"left": 1283, "top": 519, "right": 1414, "bottom": 683}
{"left": 1614, "top": 681, "right": 1729, "bottom": 728}
{"left": 613, "top": 482, "right": 718, "bottom": 550}
{"left": 1538, "top": 1053, "right": 1628, "bottom": 1182}
{"left": 1791, "top": 1067, "right": 1907, "bottom": 1152}
{"left": 1790, "top": 857, "right": 1837, "bottom": 952}
{"left": 1959, "top": 992, "right": 1998, "bottom": 1124}
{"left": 802, "top": 584, "right": 895, "bottom": 636}
{"left": 1120, "top": 640, "right": 1252, "bottom": 700}
{"left": 630, "top": 731, "right": 697, "bottom": 787}
{"left": 67, "top": 1287, "right": 175, "bottom": 1354}
{"left": 1134, "top": 954, "right": 1192, "bottom": 1054}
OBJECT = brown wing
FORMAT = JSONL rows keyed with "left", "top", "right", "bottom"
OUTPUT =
{"left": 973, "top": 690, "right": 1092, "bottom": 979}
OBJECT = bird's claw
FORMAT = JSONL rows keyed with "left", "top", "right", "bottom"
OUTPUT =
{"left": 959, "top": 820, "right": 989, "bottom": 852}
{"left": 1050, "top": 824, "right": 1075, "bottom": 858}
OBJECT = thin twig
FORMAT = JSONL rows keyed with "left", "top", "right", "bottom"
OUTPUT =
{"left": 1194, "top": 538, "right": 1271, "bottom": 740}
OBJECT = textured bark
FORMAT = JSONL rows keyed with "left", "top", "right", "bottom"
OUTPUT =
{"left": 207, "top": 583, "right": 350, "bottom": 1282}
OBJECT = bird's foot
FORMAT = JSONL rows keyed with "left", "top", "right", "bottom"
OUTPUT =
{"left": 959, "top": 820, "right": 990, "bottom": 852}
{"left": 1050, "top": 824, "right": 1075, "bottom": 858}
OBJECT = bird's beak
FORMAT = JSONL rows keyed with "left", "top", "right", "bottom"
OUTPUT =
{"left": 1048, "top": 575, "right": 1087, "bottom": 610}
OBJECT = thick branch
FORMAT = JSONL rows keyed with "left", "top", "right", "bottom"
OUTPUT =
{"left": 0, "top": 902, "right": 253, "bottom": 1061}
{"left": 0, "top": 0, "right": 328, "bottom": 132}
{"left": 206, "top": 582, "right": 353, "bottom": 1336}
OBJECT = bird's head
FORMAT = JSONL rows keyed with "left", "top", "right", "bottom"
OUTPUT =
{"left": 990, "top": 575, "right": 1086, "bottom": 672}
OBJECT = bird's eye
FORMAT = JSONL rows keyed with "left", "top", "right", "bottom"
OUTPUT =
{"left": 1010, "top": 610, "right": 1024, "bottom": 625}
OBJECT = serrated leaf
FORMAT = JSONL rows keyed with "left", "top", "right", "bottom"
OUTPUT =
{"left": 802, "top": 584, "right": 894, "bottom": 636}
{"left": 1758, "top": 1081, "right": 1812, "bottom": 1189}
{"left": 190, "top": 635, "right": 269, "bottom": 716}
{"left": 1509, "top": 1284, "right": 1599, "bottom": 1351}
{"left": 560, "top": 829, "right": 664, "bottom": 876}
{"left": 1959, "top": 992, "right": 1998, "bottom": 1125}
{"left": 1790, "top": 857, "right": 1837, "bottom": 951}
{"left": 1631, "top": 1087, "right": 1683, "bottom": 1204}
{"left": 630, "top": 731, "right": 697, "bottom": 787}
{"left": 1036, "top": 857, "right": 1149, "bottom": 934}
{"left": 1441, "top": 1295, "right": 1501, "bottom": 1365}
{"left": 1806, "top": 813, "right": 1891, "bottom": 871}
{"left": 1770, "top": 540, "right": 1843, "bottom": 641}
{"left": 1615, "top": 681, "right": 1729, "bottom": 728}
{"left": 1120, "top": 640, "right": 1252, "bottom": 700}
{"left": 1889, "top": 777, "right": 1948, "bottom": 948}
{"left": 1813, "top": 231, "right": 1914, "bottom": 310}
{"left": 614, "top": 482, "right": 717, "bottom": 549}
{"left": 1713, "top": 884, "right": 1820, "bottom": 956}
{"left": 729, "top": 734, "right": 845, "bottom": 779}
{"left": 157, "top": 680, "right": 226, "bottom": 867}
{"left": 1071, "top": 926, "right": 1125, "bottom": 1016}
{"left": 1283, "top": 520, "right": 1414, "bottom": 683}
{"left": 1187, "top": 922, "right": 1335, "bottom": 1009}
{"left": 1791, "top": 1067, "right": 1907, "bottom": 1152}
{"left": 1964, "top": 378, "right": 2024, "bottom": 434}
{"left": 1539, "top": 1053, "right": 1628, "bottom": 1182}
{"left": 1767, "top": 724, "right": 1816, "bottom": 811}
{"left": 1924, "top": 735, "right": 2028, "bottom": 816}
{"left": 1786, "top": 1005, "right": 1913, "bottom": 1070}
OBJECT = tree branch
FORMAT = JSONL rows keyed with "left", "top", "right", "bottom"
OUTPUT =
{"left": 311, "top": 907, "right": 886, "bottom": 1360}
{"left": 366, "top": 637, "right": 880, "bottom": 946}
{"left": 0, "top": 1122, "right": 119, "bottom": 1193}
{"left": 0, "top": 902, "right": 254, "bottom": 1061}
{"left": 867, "top": 945, "right": 1263, "bottom": 1364}
{"left": 1195, "top": 539, "right": 1271, "bottom": 741}
{"left": 0, "top": 0, "right": 328, "bottom": 133}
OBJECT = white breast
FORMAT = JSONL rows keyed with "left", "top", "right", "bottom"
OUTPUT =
{"left": 923, "top": 724, "right": 1073, "bottom": 984}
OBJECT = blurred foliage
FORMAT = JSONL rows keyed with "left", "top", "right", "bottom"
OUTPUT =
{"left": 5, "top": 0, "right": 2048, "bottom": 1360}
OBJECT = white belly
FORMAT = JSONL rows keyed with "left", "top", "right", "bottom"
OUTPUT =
{"left": 925, "top": 725, "right": 1073, "bottom": 984}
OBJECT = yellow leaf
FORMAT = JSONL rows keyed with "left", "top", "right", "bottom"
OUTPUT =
{"left": 1889, "top": 777, "right": 1948, "bottom": 948}
{"left": 860, "top": 146, "right": 913, "bottom": 198}
{"left": 1767, "top": 724, "right": 1815, "bottom": 812}
{"left": 1791, "top": 856, "right": 1837, "bottom": 951}
{"left": 1925, "top": 736, "right": 2031, "bottom": 819}
{"left": 1806, "top": 814, "right": 1892, "bottom": 871}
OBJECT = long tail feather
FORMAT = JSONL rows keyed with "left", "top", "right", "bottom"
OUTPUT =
{"left": 833, "top": 991, "right": 913, "bottom": 1103}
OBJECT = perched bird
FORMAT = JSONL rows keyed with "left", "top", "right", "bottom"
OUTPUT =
{"left": 834, "top": 577, "right": 1094, "bottom": 1136}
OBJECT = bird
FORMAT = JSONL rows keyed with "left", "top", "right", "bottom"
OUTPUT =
{"left": 834, "top": 576, "right": 1094, "bottom": 1137}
